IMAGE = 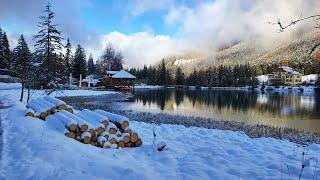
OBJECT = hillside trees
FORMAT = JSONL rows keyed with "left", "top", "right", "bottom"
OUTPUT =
{"left": 129, "top": 63, "right": 258, "bottom": 87}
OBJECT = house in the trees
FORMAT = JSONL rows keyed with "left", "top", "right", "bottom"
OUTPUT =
{"left": 267, "top": 61, "right": 302, "bottom": 87}
{"left": 101, "top": 70, "right": 136, "bottom": 90}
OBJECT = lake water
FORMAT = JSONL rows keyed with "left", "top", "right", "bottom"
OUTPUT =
{"left": 122, "top": 89, "right": 320, "bottom": 132}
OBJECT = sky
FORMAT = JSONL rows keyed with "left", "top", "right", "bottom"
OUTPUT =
{"left": 1, "top": 0, "right": 320, "bottom": 68}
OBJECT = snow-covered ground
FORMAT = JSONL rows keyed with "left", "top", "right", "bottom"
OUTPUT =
{"left": 0, "top": 83, "right": 117, "bottom": 103}
{"left": 1, "top": 97, "right": 320, "bottom": 179}
{"left": 0, "top": 82, "right": 22, "bottom": 90}
{"left": 256, "top": 75, "right": 268, "bottom": 84}
{"left": 134, "top": 84, "right": 163, "bottom": 89}
{"left": 302, "top": 74, "right": 317, "bottom": 84}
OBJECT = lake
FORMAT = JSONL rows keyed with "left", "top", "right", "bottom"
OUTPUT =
{"left": 120, "top": 89, "right": 320, "bottom": 132}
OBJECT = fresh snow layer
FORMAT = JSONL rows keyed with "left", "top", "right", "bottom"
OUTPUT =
{"left": 302, "top": 74, "right": 317, "bottom": 83}
{"left": 0, "top": 82, "right": 22, "bottom": 90}
{"left": 0, "top": 85, "right": 117, "bottom": 103}
{"left": 256, "top": 75, "right": 268, "bottom": 84}
{"left": 1, "top": 101, "right": 320, "bottom": 179}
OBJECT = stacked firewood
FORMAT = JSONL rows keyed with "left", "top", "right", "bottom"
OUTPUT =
{"left": 25, "top": 96, "right": 142, "bottom": 149}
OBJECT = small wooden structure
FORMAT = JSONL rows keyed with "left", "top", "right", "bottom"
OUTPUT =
{"left": 102, "top": 70, "right": 136, "bottom": 91}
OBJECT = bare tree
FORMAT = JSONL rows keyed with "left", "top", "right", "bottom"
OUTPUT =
{"left": 269, "top": 15, "right": 320, "bottom": 56}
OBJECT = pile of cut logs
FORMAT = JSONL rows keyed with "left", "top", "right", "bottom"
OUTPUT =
{"left": 25, "top": 96, "right": 142, "bottom": 148}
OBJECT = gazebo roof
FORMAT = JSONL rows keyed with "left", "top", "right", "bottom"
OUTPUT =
{"left": 111, "top": 70, "right": 136, "bottom": 79}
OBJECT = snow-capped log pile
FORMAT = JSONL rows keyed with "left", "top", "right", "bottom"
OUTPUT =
{"left": 26, "top": 96, "right": 70, "bottom": 119}
{"left": 25, "top": 97, "right": 142, "bottom": 149}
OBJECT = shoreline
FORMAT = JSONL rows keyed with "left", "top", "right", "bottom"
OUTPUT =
{"left": 59, "top": 94, "right": 320, "bottom": 145}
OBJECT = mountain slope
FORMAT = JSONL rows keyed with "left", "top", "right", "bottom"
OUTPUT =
{"left": 162, "top": 31, "right": 320, "bottom": 75}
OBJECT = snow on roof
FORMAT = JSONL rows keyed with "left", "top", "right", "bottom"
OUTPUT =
{"left": 279, "top": 66, "right": 301, "bottom": 75}
{"left": 106, "top": 71, "right": 119, "bottom": 75}
{"left": 111, "top": 70, "right": 136, "bottom": 79}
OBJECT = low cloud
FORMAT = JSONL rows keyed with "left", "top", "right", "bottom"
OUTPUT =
{"left": 90, "top": 31, "right": 200, "bottom": 68}
{"left": 2, "top": 0, "right": 320, "bottom": 68}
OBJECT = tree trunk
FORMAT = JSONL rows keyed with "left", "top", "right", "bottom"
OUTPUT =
{"left": 20, "top": 83, "right": 24, "bottom": 102}
{"left": 27, "top": 87, "right": 31, "bottom": 103}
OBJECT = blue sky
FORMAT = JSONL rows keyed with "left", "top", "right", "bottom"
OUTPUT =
{"left": 0, "top": 0, "right": 318, "bottom": 67}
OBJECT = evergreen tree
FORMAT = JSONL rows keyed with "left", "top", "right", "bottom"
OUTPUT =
{"left": 2, "top": 32, "right": 10, "bottom": 69}
{"left": 87, "top": 53, "right": 95, "bottom": 75}
{"left": 33, "top": 3, "right": 63, "bottom": 85}
{"left": 64, "top": 38, "right": 72, "bottom": 76}
{"left": 0, "top": 27, "right": 4, "bottom": 68}
{"left": 72, "top": 45, "right": 87, "bottom": 79}
{"left": 158, "top": 59, "right": 167, "bottom": 85}
{"left": 175, "top": 66, "right": 184, "bottom": 85}
{"left": 12, "top": 35, "right": 32, "bottom": 102}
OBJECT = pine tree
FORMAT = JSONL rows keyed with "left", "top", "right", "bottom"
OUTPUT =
{"left": 64, "top": 38, "right": 72, "bottom": 76}
{"left": 2, "top": 32, "right": 10, "bottom": 69}
{"left": 0, "top": 27, "right": 4, "bottom": 68}
{"left": 158, "top": 59, "right": 167, "bottom": 85}
{"left": 87, "top": 53, "right": 95, "bottom": 75}
{"left": 12, "top": 35, "right": 32, "bottom": 102}
{"left": 33, "top": 3, "right": 63, "bottom": 85}
{"left": 72, "top": 45, "right": 87, "bottom": 79}
{"left": 175, "top": 66, "right": 184, "bottom": 85}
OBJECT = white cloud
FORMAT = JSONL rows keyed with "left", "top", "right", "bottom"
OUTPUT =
{"left": 87, "top": 31, "right": 202, "bottom": 68}
{"left": 95, "top": 0, "right": 320, "bottom": 68}
{"left": 165, "top": 0, "right": 320, "bottom": 49}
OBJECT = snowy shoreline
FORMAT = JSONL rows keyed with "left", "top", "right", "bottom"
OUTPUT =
{"left": 60, "top": 94, "right": 320, "bottom": 145}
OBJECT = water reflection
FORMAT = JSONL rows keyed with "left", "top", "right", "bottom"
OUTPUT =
{"left": 129, "top": 89, "right": 320, "bottom": 132}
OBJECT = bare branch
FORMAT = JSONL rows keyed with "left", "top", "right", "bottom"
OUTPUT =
{"left": 269, "top": 15, "right": 320, "bottom": 32}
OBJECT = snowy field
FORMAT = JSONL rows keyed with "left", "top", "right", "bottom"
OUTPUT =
{"left": 0, "top": 83, "right": 117, "bottom": 103}
{"left": 1, "top": 97, "right": 320, "bottom": 179}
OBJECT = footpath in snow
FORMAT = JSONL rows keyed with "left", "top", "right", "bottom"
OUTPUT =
{"left": 1, "top": 97, "right": 320, "bottom": 179}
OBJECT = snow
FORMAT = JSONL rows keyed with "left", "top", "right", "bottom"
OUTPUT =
{"left": 1, "top": 99, "right": 320, "bottom": 179}
{"left": 111, "top": 70, "right": 136, "bottom": 79}
{"left": 0, "top": 85, "right": 117, "bottom": 103}
{"left": 302, "top": 74, "right": 317, "bottom": 83}
{"left": 76, "top": 110, "right": 105, "bottom": 129}
{"left": 60, "top": 110, "right": 92, "bottom": 129}
{"left": 0, "top": 82, "right": 21, "bottom": 90}
{"left": 256, "top": 75, "right": 268, "bottom": 84}
{"left": 81, "top": 132, "right": 91, "bottom": 139}
{"left": 43, "top": 95, "right": 66, "bottom": 106}
{"left": 281, "top": 66, "right": 301, "bottom": 75}
{"left": 95, "top": 109, "right": 128, "bottom": 124}
{"left": 134, "top": 84, "right": 163, "bottom": 89}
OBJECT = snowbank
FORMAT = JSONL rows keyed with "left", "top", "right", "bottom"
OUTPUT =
{"left": 1, "top": 101, "right": 320, "bottom": 179}
{"left": 302, "top": 74, "right": 317, "bottom": 83}
{"left": 0, "top": 82, "right": 22, "bottom": 90}
{"left": 134, "top": 84, "right": 163, "bottom": 89}
{"left": 256, "top": 75, "right": 268, "bottom": 84}
{"left": 0, "top": 88, "right": 117, "bottom": 104}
